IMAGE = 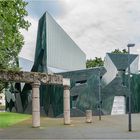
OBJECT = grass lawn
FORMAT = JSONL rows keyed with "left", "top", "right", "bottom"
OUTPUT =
{"left": 0, "top": 112, "right": 31, "bottom": 128}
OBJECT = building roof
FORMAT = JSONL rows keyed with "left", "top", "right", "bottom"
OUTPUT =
{"left": 107, "top": 53, "right": 138, "bottom": 70}
{"left": 58, "top": 67, "right": 106, "bottom": 83}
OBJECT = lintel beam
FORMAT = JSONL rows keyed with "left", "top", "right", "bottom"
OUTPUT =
{"left": 0, "top": 70, "right": 63, "bottom": 85}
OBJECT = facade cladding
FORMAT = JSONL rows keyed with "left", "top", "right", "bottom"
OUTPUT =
{"left": 6, "top": 53, "right": 140, "bottom": 117}
{"left": 34, "top": 12, "right": 86, "bottom": 73}
{"left": 101, "top": 53, "right": 140, "bottom": 114}
{"left": 102, "top": 53, "right": 139, "bottom": 87}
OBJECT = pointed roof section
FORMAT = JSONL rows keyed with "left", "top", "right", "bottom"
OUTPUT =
{"left": 107, "top": 53, "right": 138, "bottom": 70}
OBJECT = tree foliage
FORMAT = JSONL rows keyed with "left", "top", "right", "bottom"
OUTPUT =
{"left": 0, "top": 0, "right": 30, "bottom": 91}
{"left": 86, "top": 57, "right": 104, "bottom": 68}
{"left": 111, "top": 49, "right": 128, "bottom": 54}
{"left": 0, "top": 0, "right": 30, "bottom": 70}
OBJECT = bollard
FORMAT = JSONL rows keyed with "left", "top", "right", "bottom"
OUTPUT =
{"left": 86, "top": 110, "right": 92, "bottom": 123}
{"left": 63, "top": 78, "right": 71, "bottom": 125}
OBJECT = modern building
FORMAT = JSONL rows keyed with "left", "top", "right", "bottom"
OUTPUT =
{"left": 6, "top": 11, "right": 140, "bottom": 117}
{"left": 101, "top": 53, "right": 139, "bottom": 114}
{"left": 58, "top": 53, "right": 140, "bottom": 116}
{"left": 7, "top": 52, "right": 140, "bottom": 117}
{"left": 32, "top": 12, "right": 86, "bottom": 73}
{"left": 6, "top": 11, "right": 86, "bottom": 115}
{"left": 102, "top": 53, "right": 139, "bottom": 87}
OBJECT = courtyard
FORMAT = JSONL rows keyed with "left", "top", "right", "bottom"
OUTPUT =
{"left": 0, "top": 113, "right": 140, "bottom": 139}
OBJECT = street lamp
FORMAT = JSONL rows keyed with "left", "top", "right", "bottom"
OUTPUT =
{"left": 127, "top": 43, "right": 135, "bottom": 131}
{"left": 98, "top": 67, "right": 101, "bottom": 120}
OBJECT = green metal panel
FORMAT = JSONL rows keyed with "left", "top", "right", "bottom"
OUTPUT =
{"left": 107, "top": 53, "right": 138, "bottom": 71}
{"left": 127, "top": 74, "right": 140, "bottom": 113}
{"left": 59, "top": 67, "right": 106, "bottom": 115}
{"left": 7, "top": 67, "right": 140, "bottom": 116}
{"left": 41, "top": 84, "right": 64, "bottom": 117}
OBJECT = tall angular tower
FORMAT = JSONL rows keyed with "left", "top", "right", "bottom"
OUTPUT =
{"left": 33, "top": 12, "right": 86, "bottom": 73}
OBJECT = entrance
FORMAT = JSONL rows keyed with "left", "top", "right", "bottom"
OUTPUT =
{"left": 111, "top": 96, "right": 126, "bottom": 115}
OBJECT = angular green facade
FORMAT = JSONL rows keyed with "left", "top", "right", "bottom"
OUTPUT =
{"left": 5, "top": 12, "right": 140, "bottom": 117}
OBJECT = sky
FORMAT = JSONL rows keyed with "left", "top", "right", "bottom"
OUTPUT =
{"left": 19, "top": 0, "right": 140, "bottom": 62}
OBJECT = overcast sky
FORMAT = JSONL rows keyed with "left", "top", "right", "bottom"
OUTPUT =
{"left": 19, "top": 0, "right": 140, "bottom": 62}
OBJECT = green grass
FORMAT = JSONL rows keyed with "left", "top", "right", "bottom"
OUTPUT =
{"left": 0, "top": 112, "right": 31, "bottom": 128}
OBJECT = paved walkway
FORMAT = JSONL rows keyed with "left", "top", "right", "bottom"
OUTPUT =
{"left": 0, "top": 114, "right": 140, "bottom": 139}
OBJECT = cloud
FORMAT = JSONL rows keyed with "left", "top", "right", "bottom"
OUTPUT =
{"left": 20, "top": 0, "right": 140, "bottom": 66}
{"left": 19, "top": 16, "right": 38, "bottom": 61}
{"left": 57, "top": 0, "right": 140, "bottom": 59}
{"left": 25, "top": 0, "right": 65, "bottom": 18}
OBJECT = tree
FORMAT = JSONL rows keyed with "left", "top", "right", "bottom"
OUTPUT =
{"left": 0, "top": 0, "right": 30, "bottom": 91}
{"left": 0, "top": 0, "right": 30, "bottom": 70}
{"left": 111, "top": 49, "right": 128, "bottom": 54}
{"left": 86, "top": 57, "right": 104, "bottom": 68}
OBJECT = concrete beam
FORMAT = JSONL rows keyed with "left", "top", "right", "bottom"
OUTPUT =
{"left": 0, "top": 70, "right": 63, "bottom": 85}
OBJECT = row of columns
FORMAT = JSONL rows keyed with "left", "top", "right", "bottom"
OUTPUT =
{"left": 31, "top": 78, "right": 93, "bottom": 127}
{"left": 31, "top": 78, "right": 71, "bottom": 127}
{"left": 31, "top": 78, "right": 92, "bottom": 127}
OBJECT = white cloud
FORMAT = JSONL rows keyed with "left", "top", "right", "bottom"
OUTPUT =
{"left": 20, "top": 0, "right": 140, "bottom": 64}
{"left": 57, "top": 0, "right": 140, "bottom": 60}
{"left": 19, "top": 16, "right": 38, "bottom": 61}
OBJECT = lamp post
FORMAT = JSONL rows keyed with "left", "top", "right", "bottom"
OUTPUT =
{"left": 127, "top": 43, "right": 135, "bottom": 131}
{"left": 98, "top": 67, "right": 101, "bottom": 120}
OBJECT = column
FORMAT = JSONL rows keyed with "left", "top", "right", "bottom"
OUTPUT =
{"left": 63, "top": 78, "right": 70, "bottom": 125}
{"left": 31, "top": 81, "right": 40, "bottom": 128}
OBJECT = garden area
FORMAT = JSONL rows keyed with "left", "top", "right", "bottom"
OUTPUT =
{"left": 0, "top": 112, "right": 31, "bottom": 128}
